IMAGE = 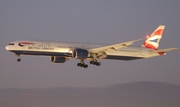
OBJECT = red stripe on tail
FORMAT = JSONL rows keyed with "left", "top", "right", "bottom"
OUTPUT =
{"left": 152, "top": 29, "right": 164, "bottom": 36}
{"left": 143, "top": 42, "right": 157, "bottom": 50}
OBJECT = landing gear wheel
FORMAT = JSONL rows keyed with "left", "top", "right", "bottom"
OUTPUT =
{"left": 93, "top": 62, "right": 97, "bottom": 65}
{"left": 89, "top": 60, "right": 101, "bottom": 66}
{"left": 96, "top": 62, "right": 101, "bottom": 66}
{"left": 90, "top": 61, "right": 94, "bottom": 64}
{"left": 83, "top": 64, "right": 88, "bottom": 68}
{"left": 77, "top": 60, "right": 88, "bottom": 68}
{"left": 17, "top": 58, "right": 21, "bottom": 62}
{"left": 77, "top": 63, "right": 81, "bottom": 67}
{"left": 16, "top": 54, "right": 21, "bottom": 62}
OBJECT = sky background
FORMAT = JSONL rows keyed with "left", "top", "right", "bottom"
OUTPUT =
{"left": 0, "top": 0, "right": 179, "bottom": 89}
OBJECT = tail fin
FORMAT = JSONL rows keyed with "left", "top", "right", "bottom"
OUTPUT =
{"left": 141, "top": 25, "right": 165, "bottom": 50}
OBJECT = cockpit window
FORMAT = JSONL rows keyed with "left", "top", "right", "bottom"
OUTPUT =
{"left": 8, "top": 43, "right": 15, "bottom": 45}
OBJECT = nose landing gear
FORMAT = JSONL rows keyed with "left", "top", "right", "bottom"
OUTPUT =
{"left": 16, "top": 54, "right": 21, "bottom": 62}
{"left": 17, "top": 58, "right": 21, "bottom": 62}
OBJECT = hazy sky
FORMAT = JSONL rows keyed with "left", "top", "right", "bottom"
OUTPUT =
{"left": 0, "top": 0, "right": 179, "bottom": 89}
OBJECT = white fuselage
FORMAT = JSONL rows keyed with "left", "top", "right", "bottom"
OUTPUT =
{"left": 5, "top": 40, "right": 160, "bottom": 61}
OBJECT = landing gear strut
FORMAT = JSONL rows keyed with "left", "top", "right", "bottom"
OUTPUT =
{"left": 16, "top": 54, "right": 21, "bottom": 62}
{"left": 90, "top": 54, "right": 101, "bottom": 66}
{"left": 90, "top": 60, "right": 101, "bottom": 66}
{"left": 77, "top": 59, "right": 88, "bottom": 68}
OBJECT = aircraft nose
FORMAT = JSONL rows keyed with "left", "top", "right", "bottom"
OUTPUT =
{"left": 5, "top": 45, "right": 9, "bottom": 50}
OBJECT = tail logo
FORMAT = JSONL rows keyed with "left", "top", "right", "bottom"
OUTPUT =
{"left": 141, "top": 25, "right": 165, "bottom": 50}
{"left": 149, "top": 38, "right": 158, "bottom": 43}
{"left": 152, "top": 29, "right": 164, "bottom": 36}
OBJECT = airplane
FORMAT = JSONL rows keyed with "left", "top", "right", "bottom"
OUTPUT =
{"left": 5, "top": 25, "right": 178, "bottom": 68}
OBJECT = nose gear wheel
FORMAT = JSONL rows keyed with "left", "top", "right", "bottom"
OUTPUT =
{"left": 16, "top": 54, "right": 21, "bottom": 62}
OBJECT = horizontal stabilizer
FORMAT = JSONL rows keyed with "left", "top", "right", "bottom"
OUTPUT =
{"left": 150, "top": 48, "right": 178, "bottom": 54}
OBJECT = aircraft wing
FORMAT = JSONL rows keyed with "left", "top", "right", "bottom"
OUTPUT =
{"left": 89, "top": 38, "right": 145, "bottom": 53}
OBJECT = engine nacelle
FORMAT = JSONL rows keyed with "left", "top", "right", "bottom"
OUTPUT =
{"left": 51, "top": 56, "right": 68, "bottom": 63}
{"left": 72, "top": 48, "right": 90, "bottom": 59}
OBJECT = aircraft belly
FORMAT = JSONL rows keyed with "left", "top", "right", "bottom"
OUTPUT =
{"left": 10, "top": 50, "right": 72, "bottom": 57}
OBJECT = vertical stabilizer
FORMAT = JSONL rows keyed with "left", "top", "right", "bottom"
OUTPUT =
{"left": 141, "top": 25, "right": 165, "bottom": 50}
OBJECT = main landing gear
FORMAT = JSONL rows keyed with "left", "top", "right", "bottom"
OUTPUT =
{"left": 89, "top": 60, "right": 101, "bottom": 66}
{"left": 90, "top": 54, "right": 101, "bottom": 66}
{"left": 77, "top": 59, "right": 88, "bottom": 68}
{"left": 77, "top": 59, "right": 102, "bottom": 68}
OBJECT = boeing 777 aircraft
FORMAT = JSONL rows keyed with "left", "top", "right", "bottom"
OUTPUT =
{"left": 5, "top": 25, "right": 177, "bottom": 68}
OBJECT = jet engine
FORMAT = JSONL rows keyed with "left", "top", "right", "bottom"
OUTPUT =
{"left": 72, "top": 48, "right": 90, "bottom": 59}
{"left": 51, "top": 56, "right": 68, "bottom": 63}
